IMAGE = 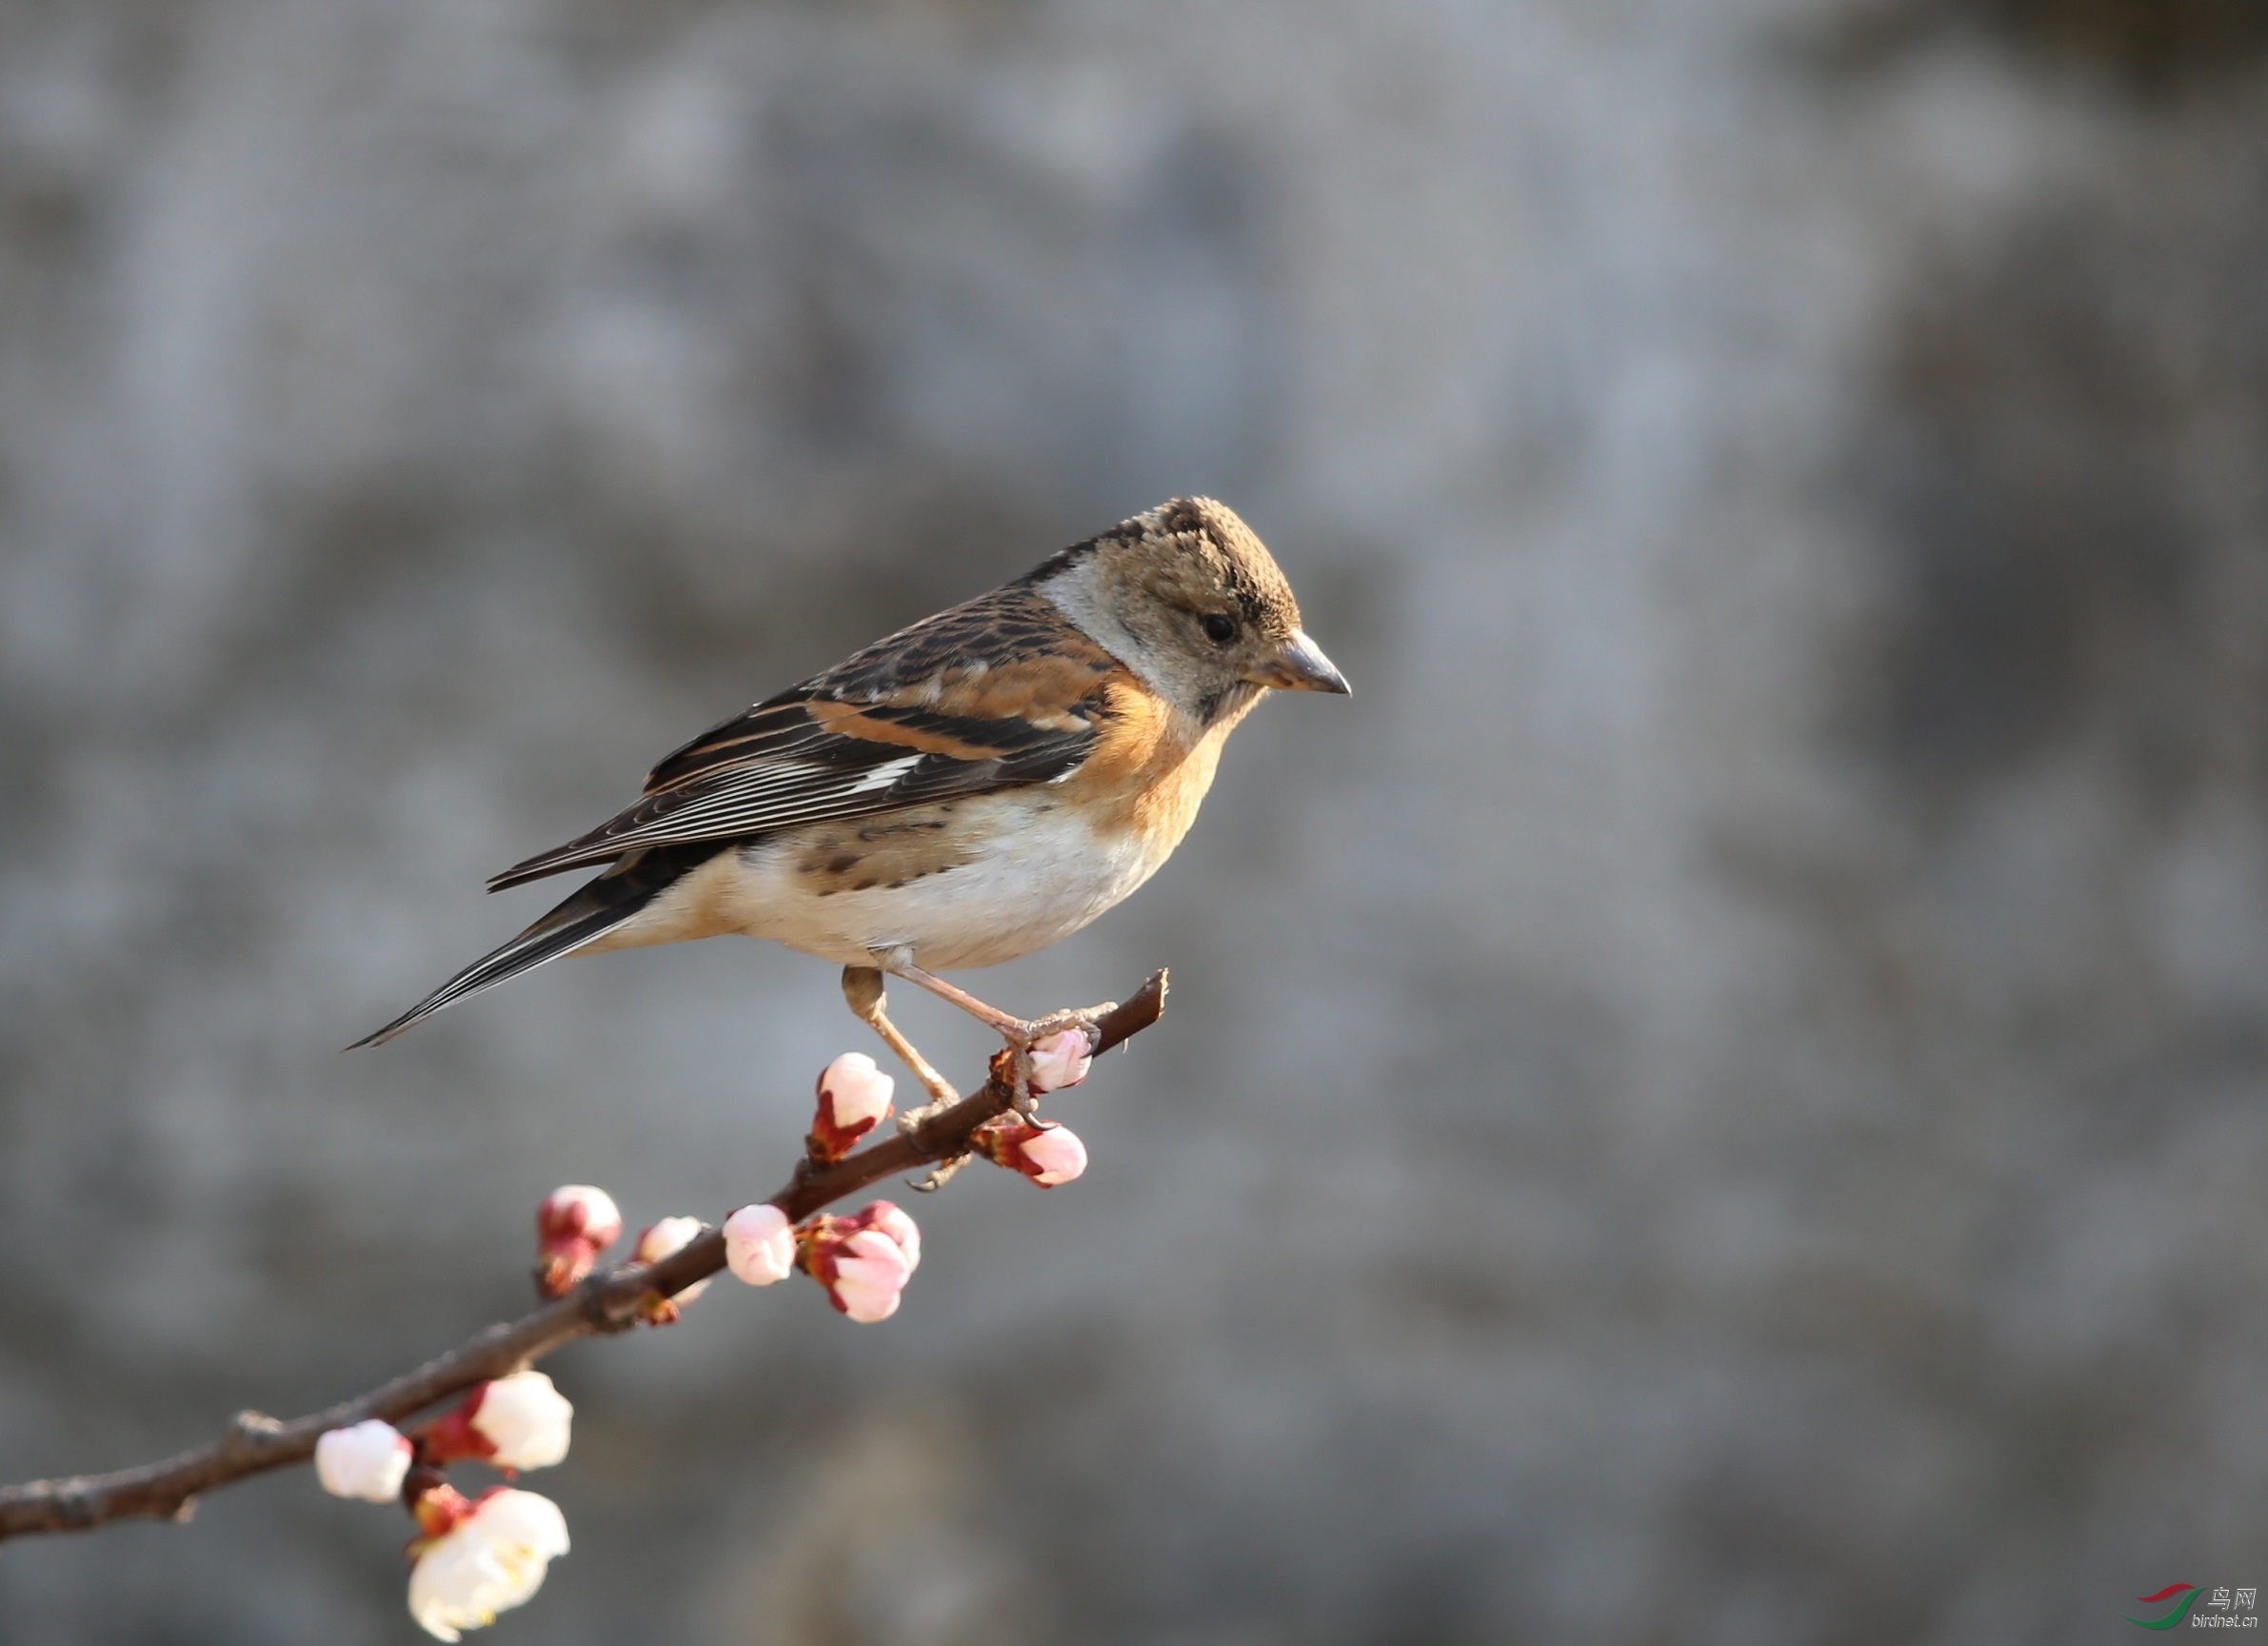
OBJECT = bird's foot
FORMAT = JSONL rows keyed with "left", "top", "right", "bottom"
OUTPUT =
{"left": 909, "top": 1151, "right": 975, "bottom": 1194}
{"left": 895, "top": 1090, "right": 960, "bottom": 1139}
{"left": 992, "top": 1004, "right": 1110, "bottom": 1118}
{"left": 874, "top": 960, "right": 1111, "bottom": 1116}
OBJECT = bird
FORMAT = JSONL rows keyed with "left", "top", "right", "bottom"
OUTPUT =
{"left": 351, "top": 496, "right": 1348, "bottom": 1107}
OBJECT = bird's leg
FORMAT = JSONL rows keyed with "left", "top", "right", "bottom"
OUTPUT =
{"left": 841, "top": 967, "right": 961, "bottom": 1132}
{"left": 881, "top": 957, "right": 1111, "bottom": 1118}
{"left": 880, "top": 962, "right": 1024, "bottom": 1037}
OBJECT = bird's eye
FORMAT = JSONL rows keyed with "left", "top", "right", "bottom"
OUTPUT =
{"left": 1202, "top": 613, "right": 1238, "bottom": 645}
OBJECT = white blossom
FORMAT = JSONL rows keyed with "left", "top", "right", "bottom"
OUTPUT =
{"left": 467, "top": 1371, "right": 572, "bottom": 1471}
{"left": 408, "top": 1488, "right": 570, "bottom": 1641}
{"left": 723, "top": 1203, "right": 795, "bottom": 1286}
{"left": 313, "top": 1418, "right": 411, "bottom": 1503}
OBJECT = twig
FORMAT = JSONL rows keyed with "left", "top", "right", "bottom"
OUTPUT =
{"left": 0, "top": 971, "right": 1167, "bottom": 1540}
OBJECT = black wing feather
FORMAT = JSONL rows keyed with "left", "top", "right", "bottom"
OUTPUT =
{"left": 487, "top": 587, "right": 1116, "bottom": 892}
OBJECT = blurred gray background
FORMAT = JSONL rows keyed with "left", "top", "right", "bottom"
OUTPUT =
{"left": 4, "top": 0, "right": 2268, "bottom": 1640}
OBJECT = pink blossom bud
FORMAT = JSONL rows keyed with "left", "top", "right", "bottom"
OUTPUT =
{"left": 722, "top": 1203, "right": 795, "bottom": 1286}
{"left": 1026, "top": 1028, "right": 1094, "bottom": 1094}
{"left": 806, "top": 1052, "right": 896, "bottom": 1161}
{"left": 534, "top": 1184, "right": 622, "bottom": 1298}
{"left": 827, "top": 1230, "right": 913, "bottom": 1321}
{"left": 1017, "top": 1123, "right": 1088, "bottom": 1184}
{"left": 419, "top": 1372, "right": 573, "bottom": 1472}
{"left": 972, "top": 1116, "right": 1089, "bottom": 1186}
{"left": 407, "top": 1485, "right": 570, "bottom": 1641}
{"left": 313, "top": 1418, "right": 412, "bottom": 1502}
{"left": 634, "top": 1215, "right": 708, "bottom": 1323}
{"left": 795, "top": 1203, "right": 919, "bottom": 1323}
{"left": 855, "top": 1200, "right": 922, "bottom": 1271}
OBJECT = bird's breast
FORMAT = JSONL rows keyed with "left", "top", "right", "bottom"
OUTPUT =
{"left": 1058, "top": 678, "right": 1250, "bottom": 857}
{"left": 587, "top": 687, "right": 1253, "bottom": 972}
{"left": 607, "top": 792, "right": 1164, "bottom": 970}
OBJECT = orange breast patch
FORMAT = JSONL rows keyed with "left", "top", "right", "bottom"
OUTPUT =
{"left": 1063, "top": 680, "right": 1257, "bottom": 854}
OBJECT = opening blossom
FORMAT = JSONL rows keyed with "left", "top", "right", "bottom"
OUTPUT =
{"left": 418, "top": 1371, "right": 573, "bottom": 1472}
{"left": 797, "top": 1200, "right": 922, "bottom": 1322}
{"left": 534, "top": 1184, "right": 622, "bottom": 1298}
{"left": 634, "top": 1215, "right": 709, "bottom": 1323}
{"left": 861, "top": 1201, "right": 922, "bottom": 1270}
{"left": 806, "top": 1052, "right": 895, "bottom": 1161}
{"left": 1026, "top": 1028, "right": 1094, "bottom": 1094}
{"left": 723, "top": 1202, "right": 796, "bottom": 1286}
{"left": 314, "top": 1418, "right": 413, "bottom": 1503}
{"left": 407, "top": 1485, "right": 570, "bottom": 1642}
{"left": 973, "top": 1116, "right": 1089, "bottom": 1186}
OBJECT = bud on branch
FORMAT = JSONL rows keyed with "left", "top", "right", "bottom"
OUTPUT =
{"left": 806, "top": 1052, "right": 895, "bottom": 1161}
{"left": 797, "top": 1201, "right": 922, "bottom": 1322}
{"left": 314, "top": 1420, "right": 412, "bottom": 1503}
{"left": 633, "top": 1218, "right": 709, "bottom": 1324}
{"left": 414, "top": 1371, "right": 573, "bottom": 1473}
{"left": 534, "top": 1186, "right": 622, "bottom": 1298}
{"left": 0, "top": 967, "right": 1168, "bottom": 1579}
{"left": 972, "top": 1116, "right": 1090, "bottom": 1186}
{"left": 722, "top": 1203, "right": 795, "bottom": 1286}
{"left": 1025, "top": 1027, "right": 1095, "bottom": 1094}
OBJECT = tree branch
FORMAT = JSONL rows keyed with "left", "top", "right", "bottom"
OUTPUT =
{"left": 0, "top": 970, "right": 1167, "bottom": 1540}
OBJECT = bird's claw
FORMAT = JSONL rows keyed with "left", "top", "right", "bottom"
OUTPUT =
{"left": 896, "top": 1096, "right": 957, "bottom": 1139}
{"left": 910, "top": 1152, "right": 972, "bottom": 1193}
{"left": 994, "top": 1006, "right": 1106, "bottom": 1117}
{"left": 1007, "top": 1043, "right": 1040, "bottom": 1118}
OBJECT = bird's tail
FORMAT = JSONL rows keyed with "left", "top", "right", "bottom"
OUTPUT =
{"left": 348, "top": 845, "right": 714, "bottom": 1048}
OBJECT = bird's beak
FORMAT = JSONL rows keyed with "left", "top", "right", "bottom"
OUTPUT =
{"left": 1245, "top": 629, "right": 1350, "bottom": 695}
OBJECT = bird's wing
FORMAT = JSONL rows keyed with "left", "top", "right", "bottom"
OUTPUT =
{"left": 487, "top": 586, "right": 1124, "bottom": 890}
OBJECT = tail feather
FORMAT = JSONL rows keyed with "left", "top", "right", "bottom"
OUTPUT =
{"left": 348, "top": 844, "right": 718, "bottom": 1048}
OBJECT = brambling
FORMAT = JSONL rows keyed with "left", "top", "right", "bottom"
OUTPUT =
{"left": 353, "top": 497, "right": 1347, "bottom": 1105}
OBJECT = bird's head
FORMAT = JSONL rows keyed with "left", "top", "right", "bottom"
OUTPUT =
{"left": 1030, "top": 496, "right": 1349, "bottom": 726}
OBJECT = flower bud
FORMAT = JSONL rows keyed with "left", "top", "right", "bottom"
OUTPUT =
{"left": 313, "top": 1418, "right": 413, "bottom": 1502}
{"left": 1026, "top": 1028, "right": 1093, "bottom": 1094}
{"left": 407, "top": 1485, "right": 570, "bottom": 1641}
{"left": 418, "top": 1371, "right": 573, "bottom": 1473}
{"left": 634, "top": 1215, "right": 708, "bottom": 1323}
{"left": 722, "top": 1202, "right": 795, "bottom": 1286}
{"left": 856, "top": 1200, "right": 922, "bottom": 1271}
{"left": 534, "top": 1184, "right": 622, "bottom": 1298}
{"left": 806, "top": 1052, "right": 896, "bottom": 1162}
{"left": 825, "top": 1231, "right": 913, "bottom": 1322}
{"left": 972, "top": 1116, "right": 1089, "bottom": 1186}
{"left": 471, "top": 1372, "right": 572, "bottom": 1470}
{"left": 796, "top": 1201, "right": 921, "bottom": 1322}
